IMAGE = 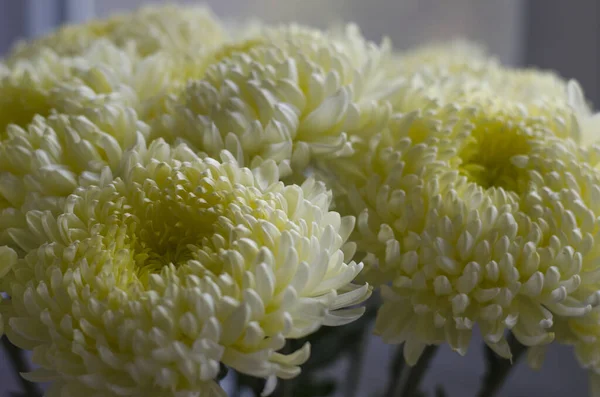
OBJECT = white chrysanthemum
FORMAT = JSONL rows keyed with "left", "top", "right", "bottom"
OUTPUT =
{"left": 519, "top": 135, "right": 600, "bottom": 388}
{"left": 531, "top": 311, "right": 600, "bottom": 387}
{"left": 0, "top": 37, "right": 221, "bottom": 133}
{"left": 390, "top": 39, "right": 599, "bottom": 147}
{"left": 0, "top": 246, "right": 17, "bottom": 335}
{"left": 316, "top": 84, "right": 600, "bottom": 363}
{"left": 386, "top": 66, "right": 588, "bottom": 146}
{"left": 8, "top": 5, "right": 226, "bottom": 60}
{"left": 0, "top": 140, "right": 369, "bottom": 396}
{"left": 480, "top": 69, "right": 595, "bottom": 145}
{"left": 395, "top": 39, "right": 573, "bottom": 104}
{"left": 396, "top": 40, "right": 497, "bottom": 78}
{"left": 0, "top": 105, "right": 147, "bottom": 252}
{"left": 0, "top": 48, "right": 78, "bottom": 132}
{"left": 564, "top": 80, "right": 600, "bottom": 146}
{"left": 151, "top": 25, "right": 397, "bottom": 178}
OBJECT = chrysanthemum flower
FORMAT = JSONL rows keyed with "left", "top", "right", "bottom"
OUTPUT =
{"left": 394, "top": 45, "right": 593, "bottom": 145}
{"left": 564, "top": 80, "right": 600, "bottom": 146}
{"left": 0, "top": 140, "right": 369, "bottom": 396}
{"left": 0, "top": 104, "right": 147, "bottom": 252}
{"left": 388, "top": 69, "right": 591, "bottom": 153}
{"left": 0, "top": 37, "right": 221, "bottom": 134}
{"left": 316, "top": 79, "right": 600, "bottom": 363}
{"left": 151, "top": 25, "right": 397, "bottom": 178}
{"left": 396, "top": 40, "right": 495, "bottom": 78}
{"left": 0, "top": 246, "right": 17, "bottom": 335}
{"left": 479, "top": 69, "right": 597, "bottom": 145}
{"left": 395, "top": 39, "right": 573, "bottom": 104}
{"left": 517, "top": 136, "right": 600, "bottom": 386}
{"left": 530, "top": 311, "right": 600, "bottom": 392}
{"left": 8, "top": 5, "right": 226, "bottom": 60}
{"left": 0, "top": 48, "right": 77, "bottom": 132}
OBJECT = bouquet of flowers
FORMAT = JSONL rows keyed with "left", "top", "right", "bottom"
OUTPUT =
{"left": 1, "top": 4, "right": 599, "bottom": 397}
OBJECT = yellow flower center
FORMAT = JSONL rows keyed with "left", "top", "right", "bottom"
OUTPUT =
{"left": 458, "top": 120, "right": 531, "bottom": 193}
{"left": 127, "top": 173, "right": 225, "bottom": 278}
{"left": 132, "top": 216, "right": 209, "bottom": 273}
{"left": 0, "top": 85, "right": 51, "bottom": 134}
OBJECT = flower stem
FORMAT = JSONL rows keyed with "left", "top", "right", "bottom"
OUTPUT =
{"left": 343, "top": 328, "right": 369, "bottom": 397}
{"left": 385, "top": 344, "right": 438, "bottom": 397}
{"left": 394, "top": 345, "right": 438, "bottom": 397}
{"left": 1, "top": 336, "right": 41, "bottom": 397}
{"left": 476, "top": 334, "right": 527, "bottom": 397}
{"left": 384, "top": 344, "right": 406, "bottom": 397}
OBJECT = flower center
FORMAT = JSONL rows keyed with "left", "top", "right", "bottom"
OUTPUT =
{"left": 458, "top": 121, "right": 531, "bottom": 193}
{"left": 127, "top": 172, "right": 228, "bottom": 278}
{"left": 133, "top": 220, "right": 203, "bottom": 273}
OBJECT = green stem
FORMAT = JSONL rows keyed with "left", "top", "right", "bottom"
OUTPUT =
{"left": 1, "top": 336, "right": 41, "bottom": 397}
{"left": 217, "top": 363, "right": 229, "bottom": 382}
{"left": 253, "top": 378, "right": 267, "bottom": 397}
{"left": 282, "top": 378, "right": 294, "bottom": 397}
{"left": 343, "top": 328, "right": 369, "bottom": 397}
{"left": 476, "top": 334, "right": 527, "bottom": 397}
{"left": 395, "top": 345, "right": 438, "bottom": 397}
{"left": 384, "top": 344, "right": 407, "bottom": 397}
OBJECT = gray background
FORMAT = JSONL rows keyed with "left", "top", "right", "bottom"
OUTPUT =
{"left": 0, "top": 1, "right": 597, "bottom": 396}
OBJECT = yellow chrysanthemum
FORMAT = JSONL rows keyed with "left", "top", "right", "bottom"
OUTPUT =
{"left": 0, "top": 140, "right": 369, "bottom": 396}
{"left": 316, "top": 80, "right": 600, "bottom": 363}
{"left": 7, "top": 5, "right": 226, "bottom": 60}
{"left": 151, "top": 25, "right": 397, "bottom": 178}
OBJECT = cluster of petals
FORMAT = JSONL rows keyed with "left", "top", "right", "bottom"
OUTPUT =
{"left": 4, "top": 3, "right": 600, "bottom": 395}
{"left": 317, "top": 62, "right": 600, "bottom": 365}
{"left": 151, "top": 24, "right": 398, "bottom": 178}
{"left": 8, "top": 5, "right": 226, "bottom": 59}
{"left": 1, "top": 140, "right": 369, "bottom": 396}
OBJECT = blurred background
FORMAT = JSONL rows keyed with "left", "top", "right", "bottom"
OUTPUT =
{"left": 0, "top": 0, "right": 597, "bottom": 396}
